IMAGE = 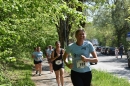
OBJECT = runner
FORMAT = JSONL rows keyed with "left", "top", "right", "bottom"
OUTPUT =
{"left": 63, "top": 29, "right": 98, "bottom": 86}
{"left": 51, "top": 41, "right": 65, "bottom": 86}
{"left": 32, "top": 46, "right": 43, "bottom": 76}
{"left": 46, "top": 45, "right": 53, "bottom": 73}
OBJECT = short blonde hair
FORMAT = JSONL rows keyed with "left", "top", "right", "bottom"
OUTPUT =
{"left": 75, "top": 29, "right": 85, "bottom": 36}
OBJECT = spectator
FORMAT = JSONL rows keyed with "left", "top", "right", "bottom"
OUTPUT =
{"left": 115, "top": 47, "right": 119, "bottom": 59}
{"left": 119, "top": 43, "right": 124, "bottom": 58}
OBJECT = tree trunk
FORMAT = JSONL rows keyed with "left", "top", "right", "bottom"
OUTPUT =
{"left": 56, "top": 0, "right": 85, "bottom": 48}
{"left": 56, "top": 17, "right": 71, "bottom": 48}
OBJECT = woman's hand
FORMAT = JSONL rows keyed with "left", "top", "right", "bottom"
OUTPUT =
{"left": 81, "top": 55, "right": 89, "bottom": 62}
{"left": 67, "top": 63, "right": 73, "bottom": 69}
{"left": 57, "top": 54, "right": 60, "bottom": 58}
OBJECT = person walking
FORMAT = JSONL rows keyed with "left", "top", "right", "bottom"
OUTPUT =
{"left": 50, "top": 41, "right": 65, "bottom": 86}
{"left": 32, "top": 46, "right": 43, "bottom": 76}
{"left": 63, "top": 29, "right": 98, "bottom": 86}
{"left": 46, "top": 45, "right": 53, "bottom": 73}
{"left": 119, "top": 43, "right": 124, "bottom": 58}
{"left": 115, "top": 47, "right": 119, "bottom": 59}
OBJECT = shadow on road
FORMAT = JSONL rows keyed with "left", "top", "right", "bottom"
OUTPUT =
{"left": 42, "top": 65, "right": 50, "bottom": 71}
{"left": 100, "top": 58, "right": 127, "bottom": 63}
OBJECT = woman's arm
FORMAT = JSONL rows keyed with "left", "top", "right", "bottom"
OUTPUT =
{"left": 62, "top": 49, "right": 65, "bottom": 56}
{"left": 81, "top": 51, "right": 98, "bottom": 63}
{"left": 63, "top": 52, "right": 73, "bottom": 69}
{"left": 32, "top": 53, "right": 35, "bottom": 58}
{"left": 50, "top": 51, "right": 60, "bottom": 62}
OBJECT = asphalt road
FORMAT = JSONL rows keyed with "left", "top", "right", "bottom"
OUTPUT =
{"left": 91, "top": 52, "right": 130, "bottom": 82}
{"left": 31, "top": 58, "right": 73, "bottom": 86}
{"left": 31, "top": 52, "right": 130, "bottom": 86}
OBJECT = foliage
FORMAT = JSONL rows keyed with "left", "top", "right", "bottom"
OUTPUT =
{"left": 0, "top": 0, "right": 58, "bottom": 60}
{"left": 87, "top": 0, "right": 130, "bottom": 49}
{"left": 127, "top": 7, "right": 130, "bottom": 22}
{"left": 110, "top": 0, "right": 130, "bottom": 48}
{"left": 0, "top": 57, "right": 35, "bottom": 86}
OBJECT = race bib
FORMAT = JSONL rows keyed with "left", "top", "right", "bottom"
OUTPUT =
{"left": 55, "top": 60, "right": 62, "bottom": 65}
{"left": 76, "top": 60, "right": 88, "bottom": 68}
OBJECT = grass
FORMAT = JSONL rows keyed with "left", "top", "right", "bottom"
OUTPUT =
{"left": 0, "top": 57, "right": 35, "bottom": 86}
{"left": 65, "top": 66, "right": 130, "bottom": 86}
{"left": 92, "top": 69, "right": 130, "bottom": 86}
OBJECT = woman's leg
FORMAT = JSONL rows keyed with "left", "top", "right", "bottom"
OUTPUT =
{"left": 35, "top": 64, "right": 39, "bottom": 72}
{"left": 35, "top": 64, "right": 38, "bottom": 74}
{"left": 82, "top": 71, "right": 92, "bottom": 86}
{"left": 60, "top": 68, "right": 64, "bottom": 86}
{"left": 38, "top": 62, "right": 42, "bottom": 75}
{"left": 34, "top": 61, "right": 38, "bottom": 74}
{"left": 71, "top": 70, "right": 84, "bottom": 86}
{"left": 117, "top": 53, "right": 118, "bottom": 58}
{"left": 54, "top": 70, "right": 60, "bottom": 86}
{"left": 49, "top": 63, "right": 53, "bottom": 73}
{"left": 115, "top": 53, "right": 118, "bottom": 58}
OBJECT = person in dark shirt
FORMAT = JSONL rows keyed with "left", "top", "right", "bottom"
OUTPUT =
{"left": 50, "top": 41, "right": 65, "bottom": 86}
{"left": 119, "top": 43, "right": 124, "bottom": 58}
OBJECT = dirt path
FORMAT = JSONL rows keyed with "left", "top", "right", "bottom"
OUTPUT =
{"left": 31, "top": 58, "right": 73, "bottom": 86}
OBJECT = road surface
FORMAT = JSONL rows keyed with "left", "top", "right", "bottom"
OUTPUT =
{"left": 31, "top": 53, "right": 130, "bottom": 86}
{"left": 31, "top": 58, "right": 73, "bottom": 86}
{"left": 91, "top": 52, "right": 130, "bottom": 82}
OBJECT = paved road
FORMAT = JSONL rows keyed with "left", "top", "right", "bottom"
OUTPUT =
{"left": 31, "top": 53, "right": 130, "bottom": 86}
{"left": 91, "top": 52, "right": 130, "bottom": 82}
{"left": 31, "top": 58, "right": 73, "bottom": 86}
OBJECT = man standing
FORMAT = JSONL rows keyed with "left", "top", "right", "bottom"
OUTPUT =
{"left": 119, "top": 43, "right": 124, "bottom": 58}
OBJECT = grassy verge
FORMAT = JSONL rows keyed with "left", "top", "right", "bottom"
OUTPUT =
{"left": 65, "top": 66, "right": 130, "bottom": 86}
{"left": 0, "top": 57, "right": 35, "bottom": 86}
{"left": 92, "top": 69, "right": 130, "bottom": 86}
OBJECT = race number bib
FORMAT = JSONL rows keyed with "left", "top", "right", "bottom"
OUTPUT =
{"left": 76, "top": 60, "right": 88, "bottom": 68}
{"left": 55, "top": 60, "right": 62, "bottom": 65}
